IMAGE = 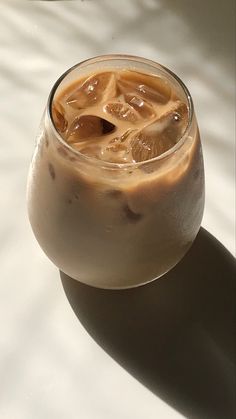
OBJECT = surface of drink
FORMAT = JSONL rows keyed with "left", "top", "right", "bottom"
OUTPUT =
{"left": 27, "top": 55, "right": 205, "bottom": 289}
{"left": 52, "top": 69, "right": 189, "bottom": 165}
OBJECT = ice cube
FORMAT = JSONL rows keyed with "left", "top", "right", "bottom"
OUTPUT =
{"left": 67, "top": 115, "right": 115, "bottom": 143}
{"left": 66, "top": 72, "right": 117, "bottom": 109}
{"left": 124, "top": 93, "right": 155, "bottom": 119}
{"left": 118, "top": 70, "right": 171, "bottom": 104}
{"left": 52, "top": 102, "right": 68, "bottom": 133}
{"left": 101, "top": 145, "right": 130, "bottom": 163}
{"left": 104, "top": 102, "right": 140, "bottom": 123}
{"left": 73, "top": 136, "right": 130, "bottom": 163}
{"left": 131, "top": 101, "right": 188, "bottom": 162}
{"left": 100, "top": 130, "right": 134, "bottom": 163}
{"left": 144, "top": 101, "right": 188, "bottom": 138}
{"left": 77, "top": 145, "right": 102, "bottom": 159}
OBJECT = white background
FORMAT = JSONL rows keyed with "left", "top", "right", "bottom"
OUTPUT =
{"left": 0, "top": 1, "right": 235, "bottom": 419}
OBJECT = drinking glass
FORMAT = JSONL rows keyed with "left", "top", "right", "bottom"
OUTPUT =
{"left": 27, "top": 55, "right": 205, "bottom": 289}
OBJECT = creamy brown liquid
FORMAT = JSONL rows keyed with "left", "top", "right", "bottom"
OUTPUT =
{"left": 52, "top": 70, "right": 188, "bottom": 164}
{"left": 27, "top": 64, "right": 204, "bottom": 289}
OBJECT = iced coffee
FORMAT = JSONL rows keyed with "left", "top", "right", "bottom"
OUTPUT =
{"left": 27, "top": 55, "right": 204, "bottom": 288}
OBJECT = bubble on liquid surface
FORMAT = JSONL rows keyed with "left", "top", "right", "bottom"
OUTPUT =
{"left": 66, "top": 72, "right": 117, "bottom": 109}
{"left": 131, "top": 101, "right": 188, "bottom": 162}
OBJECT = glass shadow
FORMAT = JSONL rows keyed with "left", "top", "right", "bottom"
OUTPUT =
{"left": 61, "top": 228, "right": 236, "bottom": 419}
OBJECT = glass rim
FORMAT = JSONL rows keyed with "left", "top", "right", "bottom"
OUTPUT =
{"left": 47, "top": 54, "right": 194, "bottom": 169}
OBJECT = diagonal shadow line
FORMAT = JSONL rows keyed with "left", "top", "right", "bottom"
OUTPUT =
{"left": 61, "top": 227, "right": 236, "bottom": 419}
{"left": 107, "top": 0, "right": 234, "bottom": 99}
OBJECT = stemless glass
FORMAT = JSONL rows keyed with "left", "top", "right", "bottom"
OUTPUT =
{"left": 27, "top": 55, "right": 205, "bottom": 289}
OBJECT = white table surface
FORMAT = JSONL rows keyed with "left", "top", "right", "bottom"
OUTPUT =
{"left": 0, "top": 1, "right": 235, "bottom": 419}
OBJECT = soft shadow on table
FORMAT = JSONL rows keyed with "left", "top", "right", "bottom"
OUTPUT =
{"left": 61, "top": 228, "right": 235, "bottom": 419}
